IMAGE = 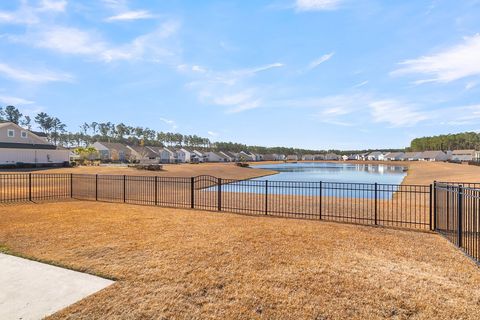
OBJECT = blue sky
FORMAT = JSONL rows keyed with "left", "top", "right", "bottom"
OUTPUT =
{"left": 1, "top": 0, "right": 480, "bottom": 150}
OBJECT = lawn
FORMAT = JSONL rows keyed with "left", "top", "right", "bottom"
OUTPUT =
{"left": 1, "top": 201, "right": 479, "bottom": 319}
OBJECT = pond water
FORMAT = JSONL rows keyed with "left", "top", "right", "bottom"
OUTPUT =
{"left": 252, "top": 162, "right": 407, "bottom": 185}
{"left": 210, "top": 162, "right": 407, "bottom": 199}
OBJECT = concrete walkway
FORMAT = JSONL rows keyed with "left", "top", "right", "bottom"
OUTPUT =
{"left": 0, "top": 253, "right": 114, "bottom": 320}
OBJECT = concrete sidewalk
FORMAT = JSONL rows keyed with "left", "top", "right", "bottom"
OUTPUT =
{"left": 0, "top": 253, "right": 114, "bottom": 320}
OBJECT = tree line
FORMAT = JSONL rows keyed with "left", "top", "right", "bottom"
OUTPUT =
{"left": 2, "top": 104, "right": 419, "bottom": 155}
{"left": 0, "top": 105, "right": 327, "bottom": 154}
{"left": 409, "top": 132, "right": 480, "bottom": 152}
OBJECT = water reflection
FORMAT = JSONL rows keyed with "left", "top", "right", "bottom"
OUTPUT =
{"left": 252, "top": 162, "right": 406, "bottom": 184}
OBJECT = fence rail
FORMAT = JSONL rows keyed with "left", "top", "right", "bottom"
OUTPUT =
{"left": 2, "top": 174, "right": 480, "bottom": 263}
{"left": 1, "top": 173, "right": 432, "bottom": 230}
{"left": 435, "top": 182, "right": 480, "bottom": 264}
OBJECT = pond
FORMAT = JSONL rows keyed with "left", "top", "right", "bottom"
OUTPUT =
{"left": 252, "top": 162, "right": 407, "bottom": 184}
{"left": 210, "top": 162, "right": 408, "bottom": 199}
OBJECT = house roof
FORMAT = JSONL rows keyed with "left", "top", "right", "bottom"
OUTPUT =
{"left": 0, "top": 142, "right": 57, "bottom": 150}
{"left": 386, "top": 152, "right": 405, "bottom": 158}
{"left": 404, "top": 152, "right": 422, "bottom": 158}
{"left": 421, "top": 151, "right": 446, "bottom": 158}
{"left": 98, "top": 142, "right": 131, "bottom": 153}
{"left": 452, "top": 149, "right": 476, "bottom": 155}
{"left": 128, "top": 145, "right": 159, "bottom": 158}
{"left": 368, "top": 151, "right": 382, "bottom": 156}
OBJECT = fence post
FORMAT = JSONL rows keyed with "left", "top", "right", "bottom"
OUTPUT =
{"left": 432, "top": 181, "right": 437, "bottom": 231}
{"left": 264, "top": 180, "right": 268, "bottom": 215}
{"left": 429, "top": 183, "right": 433, "bottom": 231}
{"left": 123, "top": 175, "right": 126, "bottom": 203}
{"left": 28, "top": 173, "right": 32, "bottom": 202}
{"left": 458, "top": 185, "right": 463, "bottom": 248}
{"left": 218, "top": 178, "right": 222, "bottom": 211}
{"left": 154, "top": 176, "right": 158, "bottom": 206}
{"left": 95, "top": 174, "right": 98, "bottom": 201}
{"left": 191, "top": 177, "right": 195, "bottom": 209}
{"left": 70, "top": 173, "right": 73, "bottom": 198}
{"left": 374, "top": 183, "right": 378, "bottom": 225}
{"left": 319, "top": 181, "right": 322, "bottom": 220}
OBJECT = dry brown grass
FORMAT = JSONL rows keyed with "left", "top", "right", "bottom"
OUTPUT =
{"left": 1, "top": 201, "right": 479, "bottom": 319}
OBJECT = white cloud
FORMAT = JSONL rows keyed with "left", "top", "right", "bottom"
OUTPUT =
{"left": 0, "top": 63, "right": 72, "bottom": 83}
{"left": 159, "top": 117, "right": 177, "bottom": 129}
{"left": 369, "top": 100, "right": 430, "bottom": 127}
{"left": 0, "top": 95, "right": 34, "bottom": 105}
{"left": 352, "top": 80, "right": 369, "bottom": 88}
{"left": 185, "top": 62, "right": 284, "bottom": 113}
{"left": 9, "top": 21, "right": 180, "bottom": 63}
{"left": 465, "top": 81, "right": 477, "bottom": 91}
{"left": 392, "top": 34, "right": 480, "bottom": 83}
{"left": 38, "top": 0, "right": 67, "bottom": 12}
{"left": 295, "top": 0, "right": 342, "bottom": 11}
{"left": 106, "top": 10, "right": 155, "bottom": 22}
{"left": 0, "top": 1, "right": 66, "bottom": 25}
{"left": 307, "top": 52, "right": 334, "bottom": 70}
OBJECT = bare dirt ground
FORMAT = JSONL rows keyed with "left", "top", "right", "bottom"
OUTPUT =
{"left": 1, "top": 201, "right": 479, "bottom": 319}
{"left": 0, "top": 163, "right": 277, "bottom": 180}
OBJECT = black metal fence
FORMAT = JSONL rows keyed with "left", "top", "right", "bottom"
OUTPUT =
{"left": 435, "top": 182, "right": 480, "bottom": 264}
{"left": 1, "top": 173, "right": 432, "bottom": 230}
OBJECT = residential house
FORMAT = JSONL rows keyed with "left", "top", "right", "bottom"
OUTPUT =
{"left": 450, "top": 150, "right": 477, "bottom": 162}
{"left": 127, "top": 145, "right": 160, "bottom": 163}
{"left": 419, "top": 151, "right": 448, "bottom": 162}
{"left": 176, "top": 148, "right": 193, "bottom": 163}
{"left": 325, "top": 153, "right": 340, "bottom": 161}
{"left": 192, "top": 150, "right": 206, "bottom": 163}
{"left": 286, "top": 154, "right": 299, "bottom": 161}
{"left": 314, "top": 154, "right": 325, "bottom": 161}
{"left": 205, "top": 151, "right": 226, "bottom": 162}
{"left": 158, "top": 147, "right": 177, "bottom": 163}
{"left": 384, "top": 152, "right": 405, "bottom": 161}
{"left": 403, "top": 152, "right": 422, "bottom": 161}
{"left": 92, "top": 142, "right": 131, "bottom": 162}
{"left": 239, "top": 151, "right": 256, "bottom": 161}
{"left": 219, "top": 151, "right": 234, "bottom": 162}
{"left": 341, "top": 155, "right": 349, "bottom": 161}
{"left": 0, "top": 121, "right": 69, "bottom": 166}
{"left": 367, "top": 151, "right": 383, "bottom": 161}
{"left": 302, "top": 154, "right": 315, "bottom": 161}
{"left": 263, "top": 154, "right": 277, "bottom": 161}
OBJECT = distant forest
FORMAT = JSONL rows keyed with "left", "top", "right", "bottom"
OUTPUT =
{"left": 409, "top": 132, "right": 480, "bottom": 152}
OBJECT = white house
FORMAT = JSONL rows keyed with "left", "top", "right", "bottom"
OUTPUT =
{"left": 205, "top": 151, "right": 226, "bottom": 162}
{"left": 302, "top": 154, "right": 315, "bottom": 161}
{"left": 325, "top": 153, "right": 340, "bottom": 161}
{"left": 419, "top": 151, "right": 448, "bottom": 162}
{"left": 239, "top": 151, "right": 256, "bottom": 161}
{"left": 450, "top": 150, "right": 477, "bottom": 162}
{"left": 176, "top": 148, "right": 193, "bottom": 163}
{"left": 403, "top": 152, "right": 422, "bottom": 161}
{"left": 158, "top": 147, "right": 176, "bottom": 163}
{"left": 367, "top": 151, "right": 383, "bottom": 161}
{"left": 0, "top": 121, "right": 69, "bottom": 166}
{"left": 384, "top": 152, "right": 405, "bottom": 161}
{"left": 286, "top": 154, "right": 299, "bottom": 161}
{"left": 219, "top": 151, "right": 234, "bottom": 162}
{"left": 192, "top": 150, "right": 206, "bottom": 163}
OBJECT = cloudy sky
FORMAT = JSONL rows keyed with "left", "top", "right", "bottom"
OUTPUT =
{"left": 1, "top": 0, "right": 480, "bottom": 150}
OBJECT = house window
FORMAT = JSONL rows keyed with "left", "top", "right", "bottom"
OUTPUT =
{"left": 7, "top": 129, "right": 15, "bottom": 137}
{"left": 21, "top": 131, "right": 28, "bottom": 138}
